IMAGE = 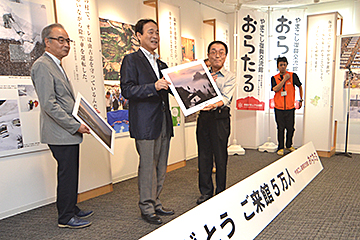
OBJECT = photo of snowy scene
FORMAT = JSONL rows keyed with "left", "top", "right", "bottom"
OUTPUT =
{"left": 0, "top": 0, "right": 50, "bottom": 76}
{"left": 167, "top": 64, "right": 217, "bottom": 110}
{"left": 18, "top": 84, "right": 39, "bottom": 112}
{"left": 0, "top": 99, "right": 23, "bottom": 152}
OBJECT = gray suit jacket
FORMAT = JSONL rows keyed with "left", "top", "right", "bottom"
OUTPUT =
{"left": 31, "top": 53, "right": 82, "bottom": 145}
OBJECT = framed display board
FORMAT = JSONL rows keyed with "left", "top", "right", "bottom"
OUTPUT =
{"left": 162, "top": 60, "right": 223, "bottom": 117}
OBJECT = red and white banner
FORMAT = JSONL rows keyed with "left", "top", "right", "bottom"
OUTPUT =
{"left": 236, "top": 9, "right": 267, "bottom": 111}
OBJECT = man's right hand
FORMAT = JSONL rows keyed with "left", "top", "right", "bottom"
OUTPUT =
{"left": 155, "top": 77, "right": 171, "bottom": 91}
{"left": 283, "top": 73, "right": 290, "bottom": 81}
{"left": 77, "top": 124, "right": 90, "bottom": 134}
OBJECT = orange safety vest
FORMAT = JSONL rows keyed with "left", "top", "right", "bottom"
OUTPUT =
{"left": 274, "top": 72, "right": 296, "bottom": 110}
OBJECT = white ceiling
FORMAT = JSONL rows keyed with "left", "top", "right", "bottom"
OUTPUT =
{"left": 193, "top": 0, "right": 341, "bottom": 13}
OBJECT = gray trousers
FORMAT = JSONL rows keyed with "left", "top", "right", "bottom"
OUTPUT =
{"left": 135, "top": 113, "right": 171, "bottom": 215}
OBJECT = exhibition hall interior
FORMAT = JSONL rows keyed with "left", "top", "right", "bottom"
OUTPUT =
{"left": 1, "top": 0, "right": 360, "bottom": 239}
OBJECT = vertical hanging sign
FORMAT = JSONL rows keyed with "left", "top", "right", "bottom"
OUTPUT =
{"left": 158, "top": 2, "right": 182, "bottom": 67}
{"left": 269, "top": 9, "right": 306, "bottom": 110}
{"left": 269, "top": 10, "right": 306, "bottom": 76}
{"left": 54, "top": 0, "right": 105, "bottom": 116}
{"left": 236, "top": 9, "right": 267, "bottom": 111}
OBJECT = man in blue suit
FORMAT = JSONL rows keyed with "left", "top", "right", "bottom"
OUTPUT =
{"left": 31, "top": 23, "right": 93, "bottom": 229}
{"left": 120, "top": 19, "right": 174, "bottom": 225}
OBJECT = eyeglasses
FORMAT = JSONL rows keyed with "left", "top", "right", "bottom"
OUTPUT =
{"left": 209, "top": 50, "right": 226, "bottom": 57}
{"left": 48, "top": 36, "right": 73, "bottom": 44}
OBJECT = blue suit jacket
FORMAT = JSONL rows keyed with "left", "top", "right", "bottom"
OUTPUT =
{"left": 120, "top": 50, "right": 173, "bottom": 140}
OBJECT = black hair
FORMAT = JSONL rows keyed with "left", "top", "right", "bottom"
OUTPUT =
{"left": 135, "top": 19, "right": 157, "bottom": 36}
{"left": 277, "top": 56, "right": 288, "bottom": 66}
{"left": 207, "top": 40, "right": 228, "bottom": 55}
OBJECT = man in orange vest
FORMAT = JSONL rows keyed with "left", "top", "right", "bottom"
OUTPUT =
{"left": 271, "top": 57, "right": 303, "bottom": 156}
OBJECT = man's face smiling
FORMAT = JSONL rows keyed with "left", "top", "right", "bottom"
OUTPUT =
{"left": 137, "top": 22, "right": 159, "bottom": 54}
{"left": 208, "top": 43, "right": 226, "bottom": 72}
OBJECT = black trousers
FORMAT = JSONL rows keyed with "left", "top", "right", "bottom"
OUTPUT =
{"left": 274, "top": 108, "right": 295, "bottom": 150}
{"left": 48, "top": 144, "right": 81, "bottom": 224}
{"left": 196, "top": 108, "right": 230, "bottom": 196}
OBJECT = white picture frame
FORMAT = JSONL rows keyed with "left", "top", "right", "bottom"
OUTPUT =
{"left": 72, "top": 93, "right": 115, "bottom": 154}
{"left": 161, "top": 60, "right": 223, "bottom": 116}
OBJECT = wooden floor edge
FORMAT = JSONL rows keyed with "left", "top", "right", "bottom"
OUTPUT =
{"left": 167, "top": 160, "right": 186, "bottom": 173}
{"left": 78, "top": 183, "right": 113, "bottom": 203}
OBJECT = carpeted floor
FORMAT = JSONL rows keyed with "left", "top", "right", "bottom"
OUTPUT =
{"left": 0, "top": 149, "right": 359, "bottom": 239}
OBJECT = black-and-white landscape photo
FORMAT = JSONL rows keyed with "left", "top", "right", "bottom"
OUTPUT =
{"left": 167, "top": 63, "right": 217, "bottom": 109}
{"left": 0, "top": 0, "right": 50, "bottom": 76}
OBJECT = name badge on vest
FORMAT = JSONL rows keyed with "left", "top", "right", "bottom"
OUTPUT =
{"left": 281, "top": 90, "right": 287, "bottom": 97}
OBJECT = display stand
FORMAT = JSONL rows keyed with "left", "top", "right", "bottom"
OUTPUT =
{"left": 258, "top": 137, "right": 278, "bottom": 153}
{"left": 336, "top": 67, "right": 353, "bottom": 158}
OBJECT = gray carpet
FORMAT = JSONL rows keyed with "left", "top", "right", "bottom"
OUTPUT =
{"left": 0, "top": 149, "right": 359, "bottom": 239}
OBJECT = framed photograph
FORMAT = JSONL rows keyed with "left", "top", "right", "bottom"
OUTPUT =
{"left": 162, "top": 60, "right": 223, "bottom": 116}
{"left": 0, "top": 0, "right": 56, "bottom": 76}
{"left": 72, "top": 93, "right": 115, "bottom": 155}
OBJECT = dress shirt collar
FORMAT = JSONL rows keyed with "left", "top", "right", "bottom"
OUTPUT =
{"left": 210, "top": 66, "right": 225, "bottom": 77}
{"left": 45, "top": 51, "right": 61, "bottom": 66}
{"left": 140, "top": 47, "right": 159, "bottom": 61}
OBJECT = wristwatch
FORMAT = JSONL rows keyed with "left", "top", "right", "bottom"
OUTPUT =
{"left": 299, "top": 99, "right": 303, "bottom": 102}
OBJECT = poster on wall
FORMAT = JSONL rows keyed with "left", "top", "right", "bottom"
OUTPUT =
{"left": 339, "top": 35, "right": 360, "bottom": 70}
{"left": 99, "top": 18, "right": 140, "bottom": 82}
{"left": 162, "top": 60, "right": 223, "bottom": 117}
{"left": 158, "top": 1, "right": 182, "bottom": 67}
{"left": 349, "top": 90, "right": 360, "bottom": 119}
{"left": 0, "top": 77, "right": 47, "bottom": 158}
{"left": 99, "top": 18, "right": 136, "bottom": 133}
{"left": 303, "top": 12, "right": 338, "bottom": 151}
{"left": 216, "top": 20, "right": 230, "bottom": 70}
{"left": 55, "top": 0, "right": 106, "bottom": 118}
{"left": 0, "top": 0, "right": 54, "bottom": 76}
{"left": 181, "top": 37, "right": 195, "bottom": 63}
{"left": 236, "top": 9, "right": 267, "bottom": 111}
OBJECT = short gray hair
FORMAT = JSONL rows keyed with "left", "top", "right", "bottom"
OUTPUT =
{"left": 41, "top": 23, "right": 65, "bottom": 46}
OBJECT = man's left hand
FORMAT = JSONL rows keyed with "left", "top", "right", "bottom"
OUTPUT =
{"left": 78, "top": 124, "right": 90, "bottom": 134}
{"left": 299, "top": 101, "right": 303, "bottom": 109}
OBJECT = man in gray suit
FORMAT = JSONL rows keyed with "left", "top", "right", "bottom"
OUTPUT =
{"left": 31, "top": 23, "right": 93, "bottom": 229}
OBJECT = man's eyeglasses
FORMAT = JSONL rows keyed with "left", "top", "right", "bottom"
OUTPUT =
{"left": 48, "top": 36, "right": 73, "bottom": 44}
{"left": 209, "top": 51, "right": 226, "bottom": 57}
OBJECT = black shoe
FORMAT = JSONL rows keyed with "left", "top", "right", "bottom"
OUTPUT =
{"left": 76, "top": 210, "right": 94, "bottom": 218}
{"left": 155, "top": 207, "right": 175, "bottom": 216}
{"left": 196, "top": 194, "right": 212, "bottom": 204}
{"left": 141, "top": 213, "right": 162, "bottom": 225}
{"left": 58, "top": 216, "right": 92, "bottom": 229}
